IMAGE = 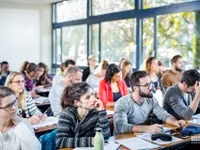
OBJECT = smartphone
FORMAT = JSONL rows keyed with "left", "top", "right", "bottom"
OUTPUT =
{"left": 172, "top": 133, "right": 189, "bottom": 139}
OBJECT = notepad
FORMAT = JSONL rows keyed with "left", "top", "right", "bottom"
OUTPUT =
{"left": 36, "top": 87, "right": 51, "bottom": 93}
{"left": 192, "top": 113, "right": 200, "bottom": 119}
{"left": 32, "top": 117, "right": 58, "bottom": 129}
{"left": 33, "top": 96, "right": 49, "bottom": 104}
{"left": 116, "top": 137, "right": 159, "bottom": 149}
{"left": 73, "top": 143, "right": 120, "bottom": 150}
{"left": 106, "top": 110, "right": 114, "bottom": 116}
{"left": 189, "top": 118, "right": 200, "bottom": 124}
{"left": 138, "top": 134, "right": 181, "bottom": 145}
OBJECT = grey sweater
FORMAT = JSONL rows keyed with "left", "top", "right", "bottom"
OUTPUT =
{"left": 114, "top": 94, "right": 171, "bottom": 135}
{"left": 56, "top": 107, "right": 110, "bottom": 148}
{"left": 163, "top": 83, "right": 195, "bottom": 120}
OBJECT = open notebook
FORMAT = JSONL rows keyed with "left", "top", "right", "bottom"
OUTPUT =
{"left": 32, "top": 117, "right": 58, "bottom": 129}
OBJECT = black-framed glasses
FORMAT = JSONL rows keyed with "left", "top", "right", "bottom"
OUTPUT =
{"left": 12, "top": 80, "right": 25, "bottom": 84}
{"left": 136, "top": 82, "right": 152, "bottom": 88}
{"left": 0, "top": 100, "right": 17, "bottom": 111}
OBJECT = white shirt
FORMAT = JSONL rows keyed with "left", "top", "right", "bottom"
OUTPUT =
{"left": 49, "top": 82, "right": 65, "bottom": 117}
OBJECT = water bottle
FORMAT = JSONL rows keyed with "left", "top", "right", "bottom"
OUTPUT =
{"left": 94, "top": 128, "right": 104, "bottom": 150}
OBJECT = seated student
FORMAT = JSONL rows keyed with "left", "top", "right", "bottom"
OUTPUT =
{"left": 114, "top": 71, "right": 185, "bottom": 135}
{"left": 35, "top": 62, "right": 52, "bottom": 88}
{"left": 0, "top": 86, "right": 41, "bottom": 150}
{"left": 5, "top": 72, "right": 47, "bottom": 124}
{"left": 19, "top": 61, "right": 29, "bottom": 74}
{"left": 56, "top": 82, "right": 110, "bottom": 148}
{"left": 86, "top": 60, "right": 109, "bottom": 93}
{"left": 162, "top": 55, "right": 183, "bottom": 90}
{"left": 49, "top": 66, "right": 82, "bottom": 116}
{"left": 121, "top": 60, "right": 132, "bottom": 87}
{"left": 0, "top": 61, "right": 10, "bottom": 85}
{"left": 82, "top": 55, "right": 97, "bottom": 81}
{"left": 163, "top": 69, "right": 200, "bottom": 120}
{"left": 99, "top": 64, "right": 128, "bottom": 108}
{"left": 52, "top": 59, "right": 76, "bottom": 86}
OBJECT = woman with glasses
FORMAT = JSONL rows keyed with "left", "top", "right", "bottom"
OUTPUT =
{"left": 56, "top": 82, "right": 110, "bottom": 148}
{"left": 99, "top": 64, "right": 128, "bottom": 108}
{"left": 5, "top": 72, "right": 47, "bottom": 124}
{"left": 0, "top": 86, "right": 41, "bottom": 150}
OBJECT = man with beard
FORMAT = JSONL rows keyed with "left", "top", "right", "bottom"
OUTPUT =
{"left": 161, "top": 55, "right": 183, "bottom": 90}
{"left": 114, "top": 71, "right": 185, "bottom": 135}
{"left": 163, "top": 69, "right": 200, "bottom": 120}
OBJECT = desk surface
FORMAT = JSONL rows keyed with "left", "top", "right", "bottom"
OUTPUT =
{"left": 58, "top": 124, "right": 197, "bottom": 150}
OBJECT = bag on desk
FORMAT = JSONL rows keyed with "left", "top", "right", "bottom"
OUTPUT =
{"left": 180, "top": 125, "right": 200, "bottom": 135}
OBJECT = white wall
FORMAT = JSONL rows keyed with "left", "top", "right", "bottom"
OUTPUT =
{"left": 0, "top": 2, "right": 51, "bottom": 72}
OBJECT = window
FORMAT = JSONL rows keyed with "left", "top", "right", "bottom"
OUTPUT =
{"left": 143, "top": 0, "right": 196, "bottom": 9}
{"left": 157, "top": 12, "right": 195, "bottom": 68}
{"left": 56, "top": 29, "right": 61, "bottom": 64}
{"left": 92, "top": 0, "right": 134, "bottom": 15}
{"left": 101, "top": 19, "right": 136, "bottom": 67}
{"left": 62, "top": 25, "right": 87, "bottom": 66}
{"left": 92, "top": 24, "right": 100, "bottom": 62}
{"left": 56, "top": 0, "right": 86, "bottom": 22}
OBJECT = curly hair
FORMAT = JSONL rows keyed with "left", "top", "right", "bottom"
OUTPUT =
{"left": 61, "top": 82, "right": 91, "bottom": 109}
{"left": 104, "top": 64, "right": 120, "bottom": 83}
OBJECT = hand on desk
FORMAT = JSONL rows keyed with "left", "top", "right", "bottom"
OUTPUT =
{"left": 36, "top": 85, "right": 44, "bottom": 89}
{"left": 147, "top": 124, "right": 163, "bottom": 134}
{"left": 173, "top": 120, "right": 186, "bottom": 128}
{"left": 39, "top": 114, "right": 47, "bottom": 121}
{"left": 28, "top": 114, "right": 47, "bottom": 124}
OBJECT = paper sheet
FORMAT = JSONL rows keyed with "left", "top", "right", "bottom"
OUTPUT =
{"left": 36, "top": 87, "right": 51, "bottom": 93}
{"left": 192, "top": 113, "right": 200, "bottom": 119}
{"left": 189, "top": 118, "right": 200, "bottom": 124}
{"left": 116, "top": 137, "right": 159, "bottom": 150}
{"left": 32, "top": 117, "right": 58, "bottom": 129}
{"left": 73, "top": 143, "right": 120, "bottom": 150}
{"left": 138, "top": 134, "right": 181, "bottom": 145}
{"left": 33, "top": 96, "right": 49, "bottom": 104}
{"left": 106, "top": 110, "right": 114, "bottom": 116}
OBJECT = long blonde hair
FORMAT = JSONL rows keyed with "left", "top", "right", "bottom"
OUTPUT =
{"left": 5, "top": 72, "right": 26, "bottom": 110}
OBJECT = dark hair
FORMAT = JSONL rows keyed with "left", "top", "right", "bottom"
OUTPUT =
{"left": 171, "top": 55, "right": 182, "bottom": 65}
{"left": 61, "top": 82, "right": 90, "bottom": 109}
{"left": 64, "top": 59, "right": 76, "bottom": 68}
{"left": 0, "top": 86, "right": 15, "bottom": 104}
{"left": 26, "top": 63, "right": 38, "bottom": 74}
{"left": 1, "top": 61, "right": 8, "bottom": 67}
{"left": 104, "top": 64, "right": 120, "bottom": 82}
{"left": 145, "top": 56, "right": 156, "bottom": 74}
{"left": 37, "top": 62, "right": 49, "bottom": 85}
{"left": 181, "top": 69, "right": 200, "bottom": 86}
{"left": 66, "top": 66, "right": 82, "bottom": 75}
{"left": 130, "top": 71, "right": 148, "bottom": 88}
{"left": 101, "top": 60, "right": 109, "bottom": 70}
{"left": 19, "top": 61, "right": 29, "bottom": 74}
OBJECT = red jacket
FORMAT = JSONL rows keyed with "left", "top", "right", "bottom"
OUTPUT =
{"left": 99, "top": 79, "right": 128, "bottom": 108}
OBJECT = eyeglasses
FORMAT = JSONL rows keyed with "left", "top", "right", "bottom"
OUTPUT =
{"left": 12, "top": 80, "right": 25, "bottom": 84}
{"left": 0, "top": 100, "right": 17, "bottom": 111}
{"left": 136, "top": 82, "right": 152, "bottom": 88}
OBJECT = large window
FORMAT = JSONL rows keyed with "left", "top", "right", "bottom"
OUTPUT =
{"left": 92, "top": 0, "right": 134, "bottom": 15}
{"left": 101, "top": 19, "right": 136, "bottom": 67}
{"left": 92, "top": 24, "right": 100, "bottom": 62}
{"left": 62, "top": 25, "right": 87, "bottom": 66}
{"left": 56, "top": 0, "right": 86, "bottom": 22}
{"left": 157, "top": 12, "right": 195, "bottom": 68}
{"left": 143, "top": 0, "right": 196, "bottom": 9}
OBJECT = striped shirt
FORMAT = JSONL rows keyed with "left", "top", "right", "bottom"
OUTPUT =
{"left": 22, "top": 92, "right": 42, "bottom": 118}
{"left": 56, "top": 107, "right": 110, "bottom": 148}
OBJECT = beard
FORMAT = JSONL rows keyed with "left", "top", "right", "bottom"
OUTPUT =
{"left": 139, "top": 88, "right": 153, "bottom": 98}
{"left": 175, "top": 66, "right": 182, "bottom": 72}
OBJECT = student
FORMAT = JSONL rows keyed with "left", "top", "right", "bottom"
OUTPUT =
{"left": 49, "top": 66, "right": 82, "bottom": 116}
{"left": 114, "top": 71, "right": 185, "bottom": 135}
{"left": 145, "top": 57, "right": 163, "bottom": 93}
{"left": 56, "top": 82, "right": 110, "bottom": 148}
{"left": 99, "top": 64, "right": 128, "bottom": 108}
{"left": 163, "top": 69, "right": 200, "bottom": 120}
{"left": 19, "top": 61, "right": 29, "bottom": 74}
{"left": 82, "top": 55, "right": 97, "bottom": 81}
{"left": 86, "top": 60, "right": 109, "bottom": 93}
{"left": 121, "top": 60, "right": 132, "bottom": 87}
{"left": 52, "top": 59, "right": 76, "bottom": 86}
{"left": 5, "top": 72, "right": 47, "bottom": 124}
{"left": 0, "top": 86, "right": 41, "bottom": 150}
{"left": 162, "top": 55, "right": 184, "bottom": 90}
{"left": 0, "top": 61, "right": 10, "bottom": 85}
{"left": 35, "top": 62, "right": 52, "bottom": 88}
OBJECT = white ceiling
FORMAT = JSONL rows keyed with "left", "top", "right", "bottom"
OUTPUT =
{"left": 0, "top": 0, "right": 62, "bottom": 4}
